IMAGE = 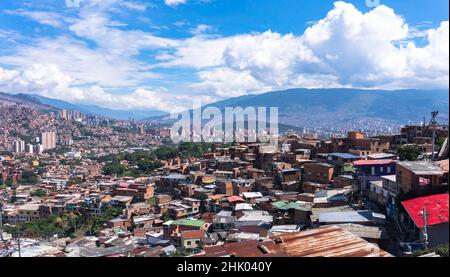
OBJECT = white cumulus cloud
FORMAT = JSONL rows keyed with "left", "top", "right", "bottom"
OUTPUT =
{"left": 0, "top": 64, "right": 179, "bottom": 111}
{"left": 160, "top": 1, "right": 449, "bottom": 96}
{"left": 1, "top": 1, "right": 448, "bottom": 111}
{"left": 164, "top": 0, "right": 187, "bottom": 7}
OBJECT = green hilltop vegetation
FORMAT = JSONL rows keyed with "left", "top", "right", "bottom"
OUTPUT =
{"left": 99, "top": 142, "right": 229, "bottom": 177}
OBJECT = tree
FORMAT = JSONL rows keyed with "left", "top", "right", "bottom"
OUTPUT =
{"left": 44, "top": 146, "right": 70, "bottom": 155}
{"left": 162, "top": 212, "right": 171, "bottom": 221}
{"left": 137, "top": 160, "right": 163, "bottom": 173}
{"left": 103, "top": 163, "right": 127, "bottom": 176}
{"left": 63, "top": 212, "right": 82, "bottom": 234}
{"left": 398, "top": 145, "right": 421, "bottom": 161}
{"left": 24, "top": 222, "right": 41, "bottom": 238}
{"left": 178, "top": 142, "right": 213, "bottom": 158}
{"left": 147, "top": 197, "right": 156, "bottom": 207}
{"left": 68, "top": 177, "right": 83, "bottom": 185}
{"left": 37, "top": 167, "right": 48, "bottom": 176}
{"left": 435, "top": 136, "right": 447, "bottom": 151}
{"left": 4, "top": 178, "right": 13, "bottom": 187}
{"left": 413, "top": 244, "right": 449, "bottom": 257}
{"left": 170, "top": 249, "right": 186, "bottom": 257}
{"left": 152, "top": 145, "right": 179, "bottom": 160}
{"left": 84, "top": 205, "right": 124, "bottom": 236}
{"left": 5, "top": 179, "right": 13, "bottom": 187}
{"left": 30, "top": 189, "right": 47, "bottom": 197}
{"left": 20, "top": 215, "right": 66, "bottom": 238}
{"left": 20, "top": 170, "right": 38, "bottom": 185}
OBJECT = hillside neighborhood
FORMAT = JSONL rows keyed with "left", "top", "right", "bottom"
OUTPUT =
{"left": 1, "top": 99, "right": 448, "bottom": 257}
{"left": 0, "top": 0, "right": 448, "bottom": 261}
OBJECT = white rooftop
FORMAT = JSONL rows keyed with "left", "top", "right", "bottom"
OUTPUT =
{"left": 235, "top": 203, "right": 254, "bottom": 211}
{"left": 242, "top": 192, "right": 263, "bottom": 199}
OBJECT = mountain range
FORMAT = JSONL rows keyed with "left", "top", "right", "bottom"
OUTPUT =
{"left": 0, "top": 92, "right": 58, "bottom": 112}
{"left": 201, "top": 88, "right": 449, "bottom": 127}
{"left": 32, "top": 95, "right": 168, "bottom": 120}
{"left": 1, "top": 89, "right": 448, "bottom": 127}
{"left": 0, "top": 92, "right": 167, "bottom": 120}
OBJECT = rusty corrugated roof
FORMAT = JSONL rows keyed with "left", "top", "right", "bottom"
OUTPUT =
{"left": 223, "top": 240, "right": 288, "bottom": 257}
{"left": 271, "top": 225, "right": 392, "bottom": 257}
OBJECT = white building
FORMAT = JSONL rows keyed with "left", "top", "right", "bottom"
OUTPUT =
{"left": 26, "top": 144, "right": 34, "bottom": 154}
{"left": 13, "top": 139, "right": 25, "bottom": 153}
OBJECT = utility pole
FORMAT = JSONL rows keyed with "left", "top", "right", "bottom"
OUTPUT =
{"left": 422, "top": 208, "right": 428, "bottom": 251}
{"left": 430, "top": 111, "right": 439, "bottom": 160}
{"left": 0, "top": 200, "right": 11, "bottom": 257}
{"left": 0, "top": 201, "right": 4, "bottom": 241}
{"left": 15, "top": 216, "right": 21, "bottom": 257}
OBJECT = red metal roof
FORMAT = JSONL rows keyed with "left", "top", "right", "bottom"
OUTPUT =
{"left": 401, "top": 194, "right": 449, "bottom": 228}
{"left": 181, "top": 230, "right": 205, "bottom": 240}
{"left": 116, "top": 188, "right": 138, "bottom": 192}
{"left": 227, "top": 196, "right": 244, "bottom": 203}
{"left": 353, "top": 159, "right": 394, "bottom": 166}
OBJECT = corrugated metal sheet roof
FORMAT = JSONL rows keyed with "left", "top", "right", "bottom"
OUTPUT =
{"left": 334, "top": 224, "right": 389, "bottom": 240}
{"left": 235, "top": 203, "right": 254, "bottom": 211}
{"left": 353, "top": 159, "right": 395, "bottom": 165}
{"left": 319, "top": 210, "right": 385, "bottom": 224}
{"left": 200, "top": 241, "right": 288, "bottom": 257}
{"left": 227, "top": 195, "right": 245, "bottom": 203}
{"left": 272, "top": 201, "right": 312, "bottom": 212}
{"left": 271, "top": 225, "right": 392, "bottom": 257}
{"left": 242, "top": 192, "right": 263, "bottom": 198}
{"left": 396, "top": 161, "right": 443, "bottom": 175}
{"left": 172, "top": 219, "right": 206, "bottom": 227}
{"left": 329, "top": 153, "right": 360, "bottom": 159}
{"left": 223, "top": 240, "right": 288, "bottom": 257}
{"left": 181, "top": 230, "right": 206, "bottom": 240}
{"left": 401, "top": 194, "right": 449, "bottom": 228}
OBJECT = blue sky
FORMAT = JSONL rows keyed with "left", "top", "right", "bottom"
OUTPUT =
{"left": 0, "top": 0, "right": 448, "bottom": 111}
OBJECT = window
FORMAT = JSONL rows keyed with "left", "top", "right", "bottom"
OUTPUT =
{"left": 380, "top": 167, "right": 384, "bottom": 173}
{"left": 387, "top": 167, "right": 391, "bottom": 174}
{"left": 371, "top": 167, "right": 375, "bottom": 175}
{"left": 186, "top": 241, "right": 191, "bottom": 246}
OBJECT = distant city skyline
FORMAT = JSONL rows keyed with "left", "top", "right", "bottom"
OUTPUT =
{"left": 0, "top": 0, "right": 448, "bottom": 112}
